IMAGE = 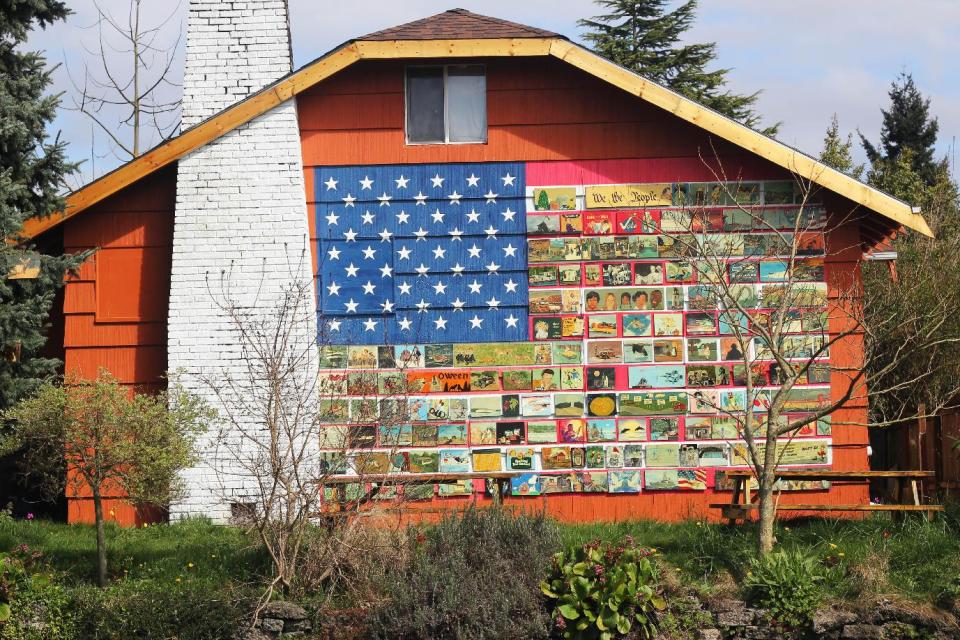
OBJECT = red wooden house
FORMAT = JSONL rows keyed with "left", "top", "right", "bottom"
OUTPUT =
{"left": 20, "top": 7, "right": 931, "bottom": 525}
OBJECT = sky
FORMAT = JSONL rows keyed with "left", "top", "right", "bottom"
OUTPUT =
{"left": 26, "top": 0, "right": 960, "bottom": 188}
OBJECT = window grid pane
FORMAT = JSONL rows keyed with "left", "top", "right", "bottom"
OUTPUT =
{"left": 406, "top": 66, "right": 445, "bottom": 143}
{"left": 447, "top": 65, "right": 487, "bottom": 143}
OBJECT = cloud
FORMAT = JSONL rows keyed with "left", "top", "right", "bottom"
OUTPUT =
{"left": 24, "top": 0, "right": 959, "bottom": 182}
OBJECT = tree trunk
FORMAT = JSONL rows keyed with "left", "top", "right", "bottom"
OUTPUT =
{"left": 757, "top": 434, "right": 780, "bottom": 555}
{"left": 757, "top": 476, "right": 776, "bottom": 555}
{"left": 92, "top": 486, "right": 108, "bottom": 587}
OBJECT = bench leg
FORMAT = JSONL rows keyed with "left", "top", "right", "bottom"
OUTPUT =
{"left": 728, "top": 478, "right": 744, "bottom": 525}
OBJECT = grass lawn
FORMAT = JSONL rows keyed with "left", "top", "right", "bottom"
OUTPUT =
{"left": 3, "top": 505, "right": 959, "bottom": 605}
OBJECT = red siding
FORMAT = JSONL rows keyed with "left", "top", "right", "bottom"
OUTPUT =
{"left": 60, "top": 165, "right": 176, "bottom": 525}
{"left": 297, "top": 56, "right": 870, "bottom": 522}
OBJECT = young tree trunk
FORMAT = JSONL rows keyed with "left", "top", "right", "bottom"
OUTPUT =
{"left": 757, "top": 435, "right": 780, "bottom": 555}
{"left": 91, "top": 486, "right": 108, "bottom": 587}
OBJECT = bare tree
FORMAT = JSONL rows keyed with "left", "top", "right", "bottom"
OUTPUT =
{"left": 67, "top": 0, "right": 182, "bottom": 168}
{"left": 667, "top": 152, "right": 960, "bottom": 554}
{"left": 193, "top": 250, "right": 421, "bottom": 613}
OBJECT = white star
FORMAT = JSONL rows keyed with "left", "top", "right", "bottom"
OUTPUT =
{"left": 502, "top": 173, "right": 516, "bottom": 186}
{"left": 377, "top": 192, "right": 392, "bottom": 206}
{"left": 345, "top": 298, "right": 359, "bottom": 313}
{"left": 469, "top": 315, "right": 483, "bottom": 329}
{"left": 362, "top": 281, "right": 376, "bottom": 295}
{"left": 359, "top": 175, "right": 374, "bottom": 190}
{"left": 450, "top": 263, "right": 465, "bottom": 275}
{"left": 502, "top": 243, "right": 517, "bottom": 257}
{"left": 448, "top": 191, "right": 462, "bottom": 204}
{"left": 398, "top": 281, "right": 412, "bottom": 295}
{"left": 363, "top": 318, "right": 378, "bottom": 332}
{"left": 327, "top": 246, "right": 341, "bottom": 260}
{"left": 327, "top": 319, "right": 341, "bottom": 331}
{"left": 398, "top": 317, "right": 412, "bottom": 331}
{"left": 433, "top": 281, "right": 448, "bottom": 295}
{"left": 468, "top": 244, "right": 482, "bottom": 258}
{"left": 486, "top": 296, "right": 501, "bottom": 308}
{"left": 432, "top": 246, "right": 447, "bottom": 259}
{"left": 430, "top": 174, "right": 445, "bottom": 188}
{"left": 345, "top": 263, "right": 359, "bottom": 277}
{"left": 504, "top": 278, "right": 518, "bottom": 293}
{"left": 414, "top": 227, "right": 429, "bottom": 241}
{"left": 380, "top": 299, "right": 395, "bottom": 313}
{"left": 468, "top": 280, "right": 483, "bottom": 294}
{"left": 505, "top": 314, "right": 520, "bottom": 328}
{"left": 414, "top": 191, "right": 428, "bottom": 205}
{"left": 342, "top": 193, "right": 356, "bottom": 207}
{"left": 484, "top": 225, "right": 498, "bottom": 238}
{"left": 396, "top": 210, "right": 410, "bottom": 224}
{"left": 415, "top": 263, "right": 430, "bottom": 276}
{"left": 362, "top": 245, "right": 377, "bottom": 260}
{"left": 396, "top": 246, "right": 412, "bottom": 260}
{"left": 434, "top": 315, "right": 448, "bottom": 330}
{"left": 326, "top": 281, "right": 341, "bottom": 296}
{"left": 360, "top": 210, "right": 375, "bottom": 225}
{"left": 324, "top": 177, "right": 338, "bottom": 191}
{"left": 378, "top": 228, "right": 393, "bottom": 242}
{"left": 325, "top": 211, "right": 339, "bottom": 226}
{"left": 452, "top": 297, "right": 466, "bottom": 310}
{"left": 466, "top": 209, "right": 481, "bottom": 223}
{"left": 484, "top": 190, "right": 498, "bottom": 203}
{"left": 448, "top": 227, "right": 464, "bottom": 241}
{"left": 501, "top": 207, "right": 516, "bottom": 221}
{"left": 431, "top": 209, "right": 445, "bottom": 223}
{"left": 485, "top": 261, "right": 501, "bottom": 273}
{"left": 343, "top": 228, "right": 357, "bottom": 242}
{"left": 379, "top": 263, "right": 393, "bottom": 278}
{"left": 416, "top": 299, "right": 431, "bottom": 313}
{"left": 395, "top": 175, "right": 410, "bottom": 189}
{"left": 466, "top": 173, "right": 480, "bottom": 187}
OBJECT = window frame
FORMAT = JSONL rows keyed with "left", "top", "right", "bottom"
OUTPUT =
{"left": 404, "top": 63, "right": 488, "bottom": 145}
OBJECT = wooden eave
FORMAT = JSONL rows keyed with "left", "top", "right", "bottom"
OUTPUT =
{"left": 21, "top": 36, "right": 933, "bottom": 240}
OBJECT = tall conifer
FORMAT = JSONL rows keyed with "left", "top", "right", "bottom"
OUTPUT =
{"left": 0, "top": 0, "right": 83, "bottom": 408}
{"left": 579, "top": 0, "right": 777, "bottom": 135}
{"left": 860, "top": 72, "right": 941, "bottom": 187}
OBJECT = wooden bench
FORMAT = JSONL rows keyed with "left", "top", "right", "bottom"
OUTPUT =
{"left": 710, "top": 470, "right": 943, "bottom": 523}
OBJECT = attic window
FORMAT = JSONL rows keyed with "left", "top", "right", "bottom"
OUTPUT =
{"left": 405, "top": 65, "right": 487, "bottom": 144}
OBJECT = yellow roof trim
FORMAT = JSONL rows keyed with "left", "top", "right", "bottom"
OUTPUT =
{"left": 22, "top": 36, "right": 932, "bottom": 239}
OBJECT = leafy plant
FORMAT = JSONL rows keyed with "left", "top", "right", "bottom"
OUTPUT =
{"left": 367, "top": 507, "right": 559, "bottom": 640}
{"left": 541, "top": 538, "right": 665, "bottom": 640}
{"left": 0, "top": 544, "right": 74, "bottom": 640}
{"left": 743, "top": 548, "right": 825, "bottom": 628}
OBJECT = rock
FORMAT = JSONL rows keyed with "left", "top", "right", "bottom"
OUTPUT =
{"left": 813, "top": 608, "right": 859, "bottom": 634}
{"left": 709, "top": 598, "right": 746, "bottom": 613}
{"left": 285, "top": 620, "right": 312, "bottom": 632}
{"left": 234, "top": 628, "right": 271, "bottom": 640}
{"left": 260, "top": 601, "right": 309, "bottom": 621}
{"left": 260, "top": 618, "right": 284, "bottom": 634}
{"left": 840, "top": 624, "right": 884, "bottom": 639}
{"left": 717, "top": 607, "right": 758, "bottom": 627}
{"left": 696, "top": 629, "right": 722, "bottom": 640}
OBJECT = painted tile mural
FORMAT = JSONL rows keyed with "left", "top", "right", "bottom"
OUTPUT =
{"left": 314, "top": 161, "right": 832, "bottom": 498}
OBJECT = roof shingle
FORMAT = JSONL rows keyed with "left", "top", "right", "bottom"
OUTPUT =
{"left": 359, "top": 8, "right": 561, "bottom": 41}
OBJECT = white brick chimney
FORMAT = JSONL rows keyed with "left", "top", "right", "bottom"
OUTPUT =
{"left": 168, "top": 0, "right": 317, "bottom": 522}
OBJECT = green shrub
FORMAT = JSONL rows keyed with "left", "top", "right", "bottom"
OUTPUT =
{"left": 541, "top": 539, "right": 665, "bottom": 640}
{"left": 70, "top": 580, "right": 250, "bottom": 640}
{"left": 0, "top": 544, "right": 74, "bottom": 640}
{"left": 743, "top": 549, "right": 825, "bottom": 628}
{"left": 366, "top": 506, "right": 560, "bottom": 640}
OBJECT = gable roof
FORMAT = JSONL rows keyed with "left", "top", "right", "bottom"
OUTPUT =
{"left": 361, "top": 8, "right": 559, "bottom": 40}
{"left": 21, "top": 9, "right": 933, "bottom": 240}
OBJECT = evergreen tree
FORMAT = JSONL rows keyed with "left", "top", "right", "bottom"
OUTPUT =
{"left": 819, "top": 114, "right": 864, "bottom": 179}
{"left": 579, "top": 0, "right": 778, "bottom": 135}
{"left": 0, "top": 0, "right": 82, "bottom": 409}
{"left": 860, "top": 72, "right": 941, "bottom": 186}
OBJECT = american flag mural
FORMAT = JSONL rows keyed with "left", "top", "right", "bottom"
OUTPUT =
{"left": 314, "top": 161, "right": 833, "bottom": 495}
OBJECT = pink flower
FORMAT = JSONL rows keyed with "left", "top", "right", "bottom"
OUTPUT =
{"left": 26, "top": 513, "right": 34, "bottom": 520}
